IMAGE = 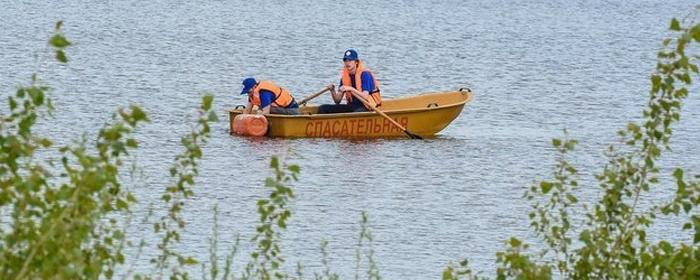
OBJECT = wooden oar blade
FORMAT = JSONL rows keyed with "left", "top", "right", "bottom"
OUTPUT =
{"left": 405, "top": 130, "right": 423, "bottom": 139}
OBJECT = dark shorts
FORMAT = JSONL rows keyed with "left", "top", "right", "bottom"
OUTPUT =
{"left": 270, "top": 107, "right": 299, "bottom": 115}
{"left": 317, "top": 104, "right": 368, "bottom": 114}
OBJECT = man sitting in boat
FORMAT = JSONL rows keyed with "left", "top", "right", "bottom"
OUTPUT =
{"left": 240, "top": 77, "right": 299, "bottom": 115}
{"left": 318, "top": 49, "right": 382, "bottom": 114}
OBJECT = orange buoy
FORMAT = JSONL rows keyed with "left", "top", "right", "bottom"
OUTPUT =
{"left": 232, "top": 114, "right": 268, "bottom": 136}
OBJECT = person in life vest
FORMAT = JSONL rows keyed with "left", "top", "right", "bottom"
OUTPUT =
{"left": 318, "top": 49, "right": 381, "bottom": 114}
{"left": 240, "top": 77, "right": 299, "bottom": 115}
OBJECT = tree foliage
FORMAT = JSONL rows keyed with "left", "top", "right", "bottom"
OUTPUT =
{"left": 444, "top": 14, "right": 700, "bottom": 280}
{"left": 0, "top": 22, "right": 381, "bottom": 280}
{"left": 0, "top": 22, "right": 216, "bottom": 280}
{"left": 5, "top": 10, "right": 700, "bottom": 280}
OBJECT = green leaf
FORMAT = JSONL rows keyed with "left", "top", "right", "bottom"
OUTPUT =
{"left": 552, "top": 138, "right": 561, "bottom": 147}
{"left": 670, "top": 18, "right": 681, "bottom": 31}
{"left": 116, "top": 199, "right": 128, "bottom": 210}
{"left": 207, "top": 111, "right": 218, "bottom": 122}
{"left": 40, "top": 138, "right": 53, "bottom": 147}
{"left": 691, "top": 63, "right": 699, "bottom": 73}
{"left": 540, "top": 181, "right": 553, "bottom": 194}
{"left": 184, "top": 257, "right": 199, "bottom": 265}
{"left": 202, "top": 94, "right": 214, "bottom": 111}
{"left": 683, "top": 202, "right": 691, "bottom": 214}
{"left": 564, "top": 140, "right": 576, "bottom": 150}
{"left": 50, "top": 34, "right": 72, "bottom": 48}
{"left": 19, "top": 114, "right": 35, "bottom": 134}
{"left": 580, "top": 230, "right": 591, "bottom": 243}
{"left": 27, "top": 87, "right": 44, "bottom": 105}
{"left": 288, "top": 164, "right": 300, "bottom": 174}
{"left": 9, "top": 96, "right": 18, "bottom": 110}
{"left": 627, "top": 122, "right": 640, "bottom": 133}
{"left": 690, "top": 24, "right": 700, "bottom": 42}
{"left": 508, "top": 237, "right": 522, "bottom": 247}
{"left": 270, "top": 156, "right": 279, "bottom": 169}
{"left": 673, "top": 168, "right": 684, "bottom": 181}
{"left": 130, "top": 106, "right": 149, "bottom": 122}
{"left": 442, "top": 266, "right": 454, "bottom": 280}
{"left": 126, "top": 138, "right": 138, "bottom": 148}
{"left": 651, "top": 75, "right": 661, "bottom": 92}
{"left": 659, "top": 241, "right": 673, "bottom": 253}
{"left": 56, "top": 50, "right": 67, "bottom": 63}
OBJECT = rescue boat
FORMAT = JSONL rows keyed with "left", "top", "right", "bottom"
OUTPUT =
{"left": 227, "top": 88, "right": 473, "bottom": 138}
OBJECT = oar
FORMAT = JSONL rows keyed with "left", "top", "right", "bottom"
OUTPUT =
{"left": 349, "top": 91, "right": 423, "bottom": 139}
{"left": 298, "top": 85, "right": 333, "bottom": 106}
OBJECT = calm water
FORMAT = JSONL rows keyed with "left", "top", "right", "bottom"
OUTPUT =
{"left": 2, "top": 0, "right": 700, "bottom": 278}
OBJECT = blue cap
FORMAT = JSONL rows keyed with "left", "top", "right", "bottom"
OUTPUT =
{"left": 240, "top": 77, "right": 256, "bottom": 95}
{"left": 342, "top": 49, "right": 358, "bottom": 61}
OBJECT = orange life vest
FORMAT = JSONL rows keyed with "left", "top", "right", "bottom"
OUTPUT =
{"left": 248, "top": 80, "right": 295, "bottom": 108}
{"left": 341, "top": 61, "right": 381, "bottom": 108}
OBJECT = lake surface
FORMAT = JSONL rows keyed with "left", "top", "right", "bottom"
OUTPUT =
{"left": 2, "top": 0, "right": 700, "bottom": 278}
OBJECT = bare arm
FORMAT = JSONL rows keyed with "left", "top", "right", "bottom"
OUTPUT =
{"left": 261, "top": 105, "right": 271, "bottom": 115}
{"left": 329, "top": 84, "right": 343, "bottom": 104}
{"left": 340, "top": 85, "right": 377, "bottom": 108}
{"left": 243, "top": 101, "right": 254, "bottom": 114}
{"left": 339, "top": 86, "right": 371, "bottom": 101}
